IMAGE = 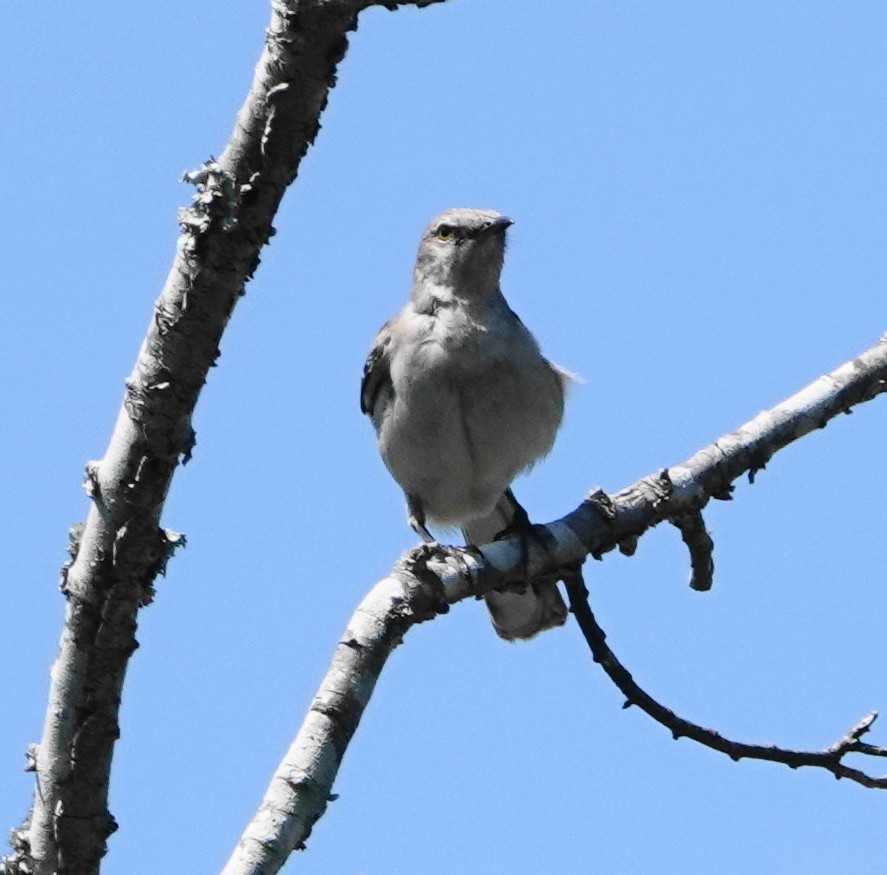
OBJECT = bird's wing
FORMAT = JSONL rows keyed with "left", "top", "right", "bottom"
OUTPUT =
{"left": 360, "top": 320, "right": 393, "bottom": 417}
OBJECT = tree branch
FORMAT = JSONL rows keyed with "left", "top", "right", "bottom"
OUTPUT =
{"left": 559, "top": 333, "right": 887, "bottom": 565}
{"left": 670, "top": 510, "right": 714, "bottom": 591}
{"left": 222, "top": 335, "right": 887, "bottom": 873}
{"left": 10, "top": 2, "right": 447, "bottom": 873}
{"left": 562, "top": 568, "right": 887, "bottom": 789}
{"left": 219, "top": 545, "right": 478, "bottom": 875}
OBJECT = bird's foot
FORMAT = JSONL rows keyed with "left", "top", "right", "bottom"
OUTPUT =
{"left": 406, "top": 493, "right": 437, "bottom": 545}
{"left": 493, "top": 514, "right": 566, "bottom": 590}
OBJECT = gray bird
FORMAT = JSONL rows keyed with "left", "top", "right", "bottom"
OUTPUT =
{"left": 361, "top": 208, "right": 570, "bottom": 640}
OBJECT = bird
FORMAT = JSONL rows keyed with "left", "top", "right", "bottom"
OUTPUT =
{"left": 360, "top": 208, "right": 571, "bottom": 640}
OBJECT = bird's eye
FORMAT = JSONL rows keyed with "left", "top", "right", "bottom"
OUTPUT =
{"left": 436, "top": 225, "right": 454, "bottom": 241}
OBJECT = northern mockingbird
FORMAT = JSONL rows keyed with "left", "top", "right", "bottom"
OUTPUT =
{"left": 361, "top": 208, "right": 570, "bottom": 640}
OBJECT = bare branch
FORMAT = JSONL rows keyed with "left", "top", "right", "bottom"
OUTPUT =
{"left": 223, "top": 337, "right": 887, "bottom": 873}
{"left": 13, "top": 1, "right": 448, "bottom": 873}
{"left": 220, "top": 545, "right": 480, "bottom": 875}
{"left": 558, "top": 334, "right": 887, "bottom": 566}
{"left": 561, "top": 568, "right": 887, "bottom": 788}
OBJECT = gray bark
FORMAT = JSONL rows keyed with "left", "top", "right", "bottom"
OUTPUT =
{"left": 12, "top": 1, "right": 446, "bottom": 872}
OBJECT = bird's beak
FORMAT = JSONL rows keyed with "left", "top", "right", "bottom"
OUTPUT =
{"left": 485, "top": 216, "right": 514, "bottom": 234}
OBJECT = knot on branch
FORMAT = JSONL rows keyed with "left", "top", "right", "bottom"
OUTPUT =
{"left": 582, "top": 489, "right": 617, "bottom": 560}
{"left": 54, "top": 806, "right": 118, "bottom": 872}
{"left": 393, "top": 544, "right": 461, "bottom": 625}
{"left": 584, "top": 488, "right": 616, "bottom": 520}
{"left": 123, "top": 371, "right": 200, "bottom": 463}
{"left": 1, "top": 825, "right": 33, "bottom": 874}
{"left": 670, "top": 510, "right": 715, "bottom": 591}
{"left": 650, "top": 468, "right": 674, "bottom": 507}
{"left": 111, "top": 522, "right": 186, "bottom": 606}
{"left": 179, "top": 161, "right": 240, "bottom": 249}
{"left": 59, "top": 523, "right": 86, "bottom": 596}
{"left": 747, "top": 450, "right": 772, "bottom": 484}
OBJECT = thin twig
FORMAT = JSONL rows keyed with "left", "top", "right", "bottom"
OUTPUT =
{"left": 562, "top": 568, "right": 887, "bottom": 789}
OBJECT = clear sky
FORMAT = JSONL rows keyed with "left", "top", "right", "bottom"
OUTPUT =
{"left": 2, "top": 1, "right": 886, "bottom": 873}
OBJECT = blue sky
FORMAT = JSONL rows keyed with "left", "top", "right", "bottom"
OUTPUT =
{"left": 2, "top": 1, "right": 886, "bottom": 872}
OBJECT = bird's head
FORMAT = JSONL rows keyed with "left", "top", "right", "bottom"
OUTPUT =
{"left": 412, "top": 208, "right": 513, "bottom": 303}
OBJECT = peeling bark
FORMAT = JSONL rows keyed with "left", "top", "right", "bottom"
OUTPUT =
{"left": 12, "top": 2, "right": 448, "bottom": 872}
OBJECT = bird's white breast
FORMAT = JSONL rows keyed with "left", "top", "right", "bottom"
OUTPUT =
{"left": 378, "top": 302, "right": 563, "bottom": 526}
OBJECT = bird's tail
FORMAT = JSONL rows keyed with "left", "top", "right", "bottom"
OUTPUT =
{"left": 462, "top": 491, "right": 567, "bottom": 641}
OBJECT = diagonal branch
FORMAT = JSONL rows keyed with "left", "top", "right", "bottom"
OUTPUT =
{"left": 222, "top": 335, "right": 887, "bottom": 874}
{"left": 562, "top": 568, "right": 887, "bottom": 789}
{"left": 10, "top": 2, "right": 448, "bottom": 874}
{"left": 558, "top": 333, "right": 887, "bottom": 566}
